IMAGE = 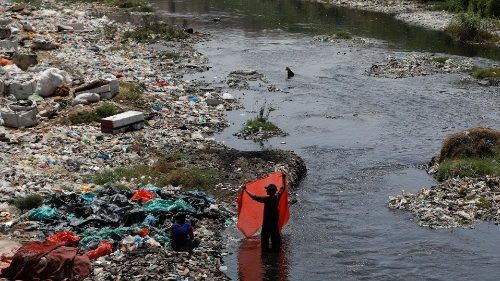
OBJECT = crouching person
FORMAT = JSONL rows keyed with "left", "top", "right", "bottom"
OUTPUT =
{"left": 170, "top": 213, "right": 199, "bottom": 252}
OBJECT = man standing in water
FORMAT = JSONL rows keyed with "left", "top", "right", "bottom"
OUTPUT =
{"left": 243, "top": 184, "right": 285, "bottom": 249}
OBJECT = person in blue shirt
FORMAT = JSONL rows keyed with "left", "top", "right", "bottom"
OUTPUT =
{"left": 170, "top": 213, "right": 195, "bottom": 252}
{"left": 243, "top": 184, "right": 285, "bottom": 249}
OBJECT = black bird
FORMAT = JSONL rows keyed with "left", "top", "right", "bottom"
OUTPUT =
{"left": 285, "top": 67, "right": 294, "bottom": 79}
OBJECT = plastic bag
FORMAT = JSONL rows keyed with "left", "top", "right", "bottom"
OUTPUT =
{"left": 28, "top": 205, "right": 57, "bottom": 221}
{"left": 35, "top": 68, "right": 71, "bottom": 97}
{"left": 138, "top": 227, "right": 149, "bottom": 237}
{"left": 142, "top": 214, "right": 159, "bottom": 227}
{"left": 130, "top": 190, "right": 156, "bottom": 203}
{"left": 47, "top": 231, "right": 80, "bottom": 246}
{"left": 169, "top": 199, "right": 196, "bottom": 213}
{"left": 86, "top": 240, "right": 112, "bottom": 260}
{"left": 143, "top": 199, "right": 174, "bottom": 213}
{"left": 80, "top": 192, "right": 96, "bottom": 204}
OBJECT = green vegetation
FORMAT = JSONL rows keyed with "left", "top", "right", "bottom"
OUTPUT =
{"left": 123, "top": 22, "right": 188, "bottom": 42}
{"left": 445, "top": 13, "right": 494, "bottom": 42}
{"left": 242, "top": 118, "right": 281, "bottom": 135}
{"left": 68, "top": 103, "right": 120, "bottom": 124}
{"left": 472, "top": 67, "right": 500, "bottom": 78}
{"left": 477, "top": 195, "right": 493, "bottom": 209}
{"left": 12, "top": 194, "right": 44, "bottom": 211}
{"left": 157, "top": 51, "right": 182, "bottom": 60}
{"left": 445, "top": 0, "right": 500, "bottom": 18}
{"left": 431, "top": 56, "right": 449, "bottom": 64}
{"left": 115, "top": 81, "right": 144, "bottom": 101}
{"left": 327, "top": 30, "right": 353, "bottom": 39}
{"left": 436, "top": 156, "right": 500, "bottom": 180}
{"left": 105, "top": 0, "right": 153, "bottom": 12}
{"left": 436, "top": 128, "right": 500, "bottom": 181}
{"left": 84, "top": 153, "right": 216, "bottom": 191}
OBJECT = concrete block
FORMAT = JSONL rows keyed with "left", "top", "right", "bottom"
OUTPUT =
{"left": 101, "top": 111, "right": 144, "bottom": 134}
{"left": 0, "top": 39, "right": 17, "bottom": 53}
{"left": 7, "top": 79, "right": 37, "bottom": 100}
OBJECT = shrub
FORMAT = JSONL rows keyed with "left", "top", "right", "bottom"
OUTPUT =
{"left": 445, "top": 0, "right": 500, "bottom": 17}
{"left": 445, "top": 13, "right": 492, "bottom": 42}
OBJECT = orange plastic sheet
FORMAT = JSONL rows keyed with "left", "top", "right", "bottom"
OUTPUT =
{"left": 237, "top": 172, "right": 289, "bottom": 237}
{"left": 86, "top": 240, "right": 112, "bottom": 260}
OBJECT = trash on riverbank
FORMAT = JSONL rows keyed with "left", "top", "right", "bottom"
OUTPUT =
{"left": 369, "top": 53, "right": 473, "bottom": 78}
{"left": 388, "top": 176, "right": 500, "bottom": 228}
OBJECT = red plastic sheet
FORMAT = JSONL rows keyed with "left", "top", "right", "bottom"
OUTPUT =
{"left": 237, "top": 172, "right": 289, "bottom": 238}
{"left": 130, "top": 189, "right": 156, "bottom": 203}
{"left": 86, "top": 240, "right": 112, "bottom": 260}
{"left": 47, "top": 231, "right": 81, "bottom": 246}
{"left": 1, "top": 241, "right": 91, "bottom": 280}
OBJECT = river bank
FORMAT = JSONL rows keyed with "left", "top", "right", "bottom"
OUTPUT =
{"left": 318, "top": 0, "right": 500, "bottom": 44}
{"left": 0, "top": 0, "right": 306, "bottom": 279}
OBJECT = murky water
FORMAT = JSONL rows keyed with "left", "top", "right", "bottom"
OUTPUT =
{"left": 150, "top": 0, "right": 500, "bottom": 280}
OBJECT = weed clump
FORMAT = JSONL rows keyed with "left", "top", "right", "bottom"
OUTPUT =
{"left": 327, "top": 30, "right": 352, "bottom": 39}
{"left": 123, "top": 22, "right": 188, "bottom": 42}
{"left": 12, "top": 194, "right": 44, "bottom": 211}
{"left": 115, "top": 81, "right": 144, "bottom": 101}
{"left": 431, "top": 56, "right": 449, "bottom": 64}
{"left": 472, "top": 67, "right": 500, "bottom": 78}
{"left": 68, "top": 103, "right": 120, "bottom": 124}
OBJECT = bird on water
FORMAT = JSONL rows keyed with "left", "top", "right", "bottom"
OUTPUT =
{"left": 286, "top": 67, "right": 294, "bottom": 79}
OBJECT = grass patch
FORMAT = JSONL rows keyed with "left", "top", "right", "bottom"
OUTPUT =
{"left": 115, "top": 81, "right": 144, "bottom": 101}
{"left": 472, "top": 67, "right": 500, "bottom": 78}
{"left": 242, "top": 118, "right": 281, "bottom": 135}
{"left": 12, "top": 194, "right": 44, "bottom": 211}
{"left": 327, "top": 30, "right": 353, "bottom": 39}
{"left": 84, "top": 154, "right": 216, "bottom": 191}
{"left": 436, "top": 156, "right": 500, "bottom": 180}
{"left": 105, "top": 0, "right": 154, "bottom": 11}
{"left": 123, "top": 22, "right": 188, "bottom": 42}
{"left": 431, "top": 56, "right": 449, "bottom": 64}
{"left": 68, "top": 102, "right": 120, "bottom": 124}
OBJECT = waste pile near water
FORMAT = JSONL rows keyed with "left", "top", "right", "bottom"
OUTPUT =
{"left": 388, "top": 176, "right": 500, "bottom": 228}
{"left": 369, "top": 53, "right": 473, "bottom": 78}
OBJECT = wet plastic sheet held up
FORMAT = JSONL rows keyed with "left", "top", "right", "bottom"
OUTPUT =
{"left": 236, "top": 172, "right": 289, "bottom": 238}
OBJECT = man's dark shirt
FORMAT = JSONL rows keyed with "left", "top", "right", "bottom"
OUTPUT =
{"left": 253, "top": 191, "right": 283, "bottom": 226}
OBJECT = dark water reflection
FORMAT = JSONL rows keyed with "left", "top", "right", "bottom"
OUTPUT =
{"left": 151, "top": 0, "right": 500, "bottom": 60}
{"left": 238, "top": 237, "right": 289, "bottom": 281}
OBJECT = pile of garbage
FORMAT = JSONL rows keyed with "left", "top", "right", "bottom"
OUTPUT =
{"left": 0, "top": 186, "right": 231, "bottom": 280}
{"left": 368, "top": 54, "right": 473, "bottom": 78}
{"left": 388, "top": 176, "right": 500, "bottom": 228}
{"left": 227, "top": 69, "right": 270, "bottom": 90}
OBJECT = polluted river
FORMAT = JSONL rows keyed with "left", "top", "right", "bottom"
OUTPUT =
{"left": 148, "top": 0, "right": 500, "bottom": 280}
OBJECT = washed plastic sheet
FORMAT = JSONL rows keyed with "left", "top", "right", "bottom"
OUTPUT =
{"left": 237, "top": 172, "right": 289, "bottom": 238}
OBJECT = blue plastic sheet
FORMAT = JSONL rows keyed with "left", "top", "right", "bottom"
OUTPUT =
{"left": 28, "top": 205, "right": 57, "bottom": 221}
